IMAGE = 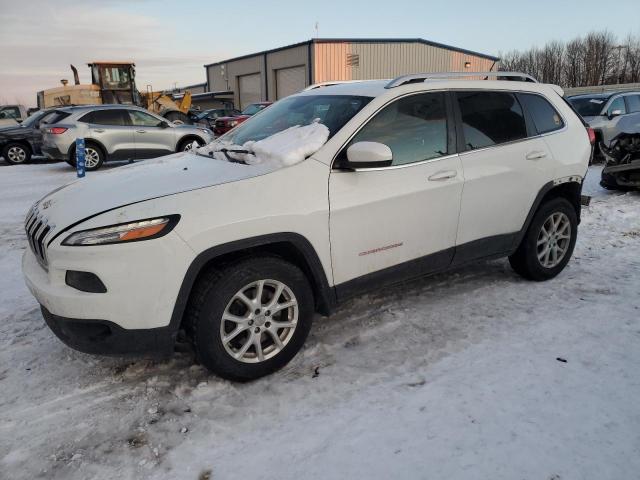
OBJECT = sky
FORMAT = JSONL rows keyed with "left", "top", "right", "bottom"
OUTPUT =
{"left": 1, "top": 0, "right": 638, "bottom": 107}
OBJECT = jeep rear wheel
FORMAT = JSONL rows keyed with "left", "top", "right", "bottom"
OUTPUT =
{"left": 186, "top": 257, "right": 314, "bottom": 381}
{"left": 509, "top": 197, "right": 578, "bottom": 281}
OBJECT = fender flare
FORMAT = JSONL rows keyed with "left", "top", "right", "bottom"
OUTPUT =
{"left": 168, "top": 232, "right": 336, "bottom": 333}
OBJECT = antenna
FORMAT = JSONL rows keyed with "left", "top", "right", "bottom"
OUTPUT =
{"left": 314, "top": 21, "right": 319, "bottom": 38}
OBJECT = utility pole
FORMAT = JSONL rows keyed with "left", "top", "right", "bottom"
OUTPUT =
{"left": 613, "top": 45, "right": 629, "bottom": 84}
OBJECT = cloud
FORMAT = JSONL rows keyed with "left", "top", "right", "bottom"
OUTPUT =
{"left": 0, "top": 0, "right": 219, "bottom": 106}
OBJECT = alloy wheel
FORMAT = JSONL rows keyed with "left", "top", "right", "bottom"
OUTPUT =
{"left": 7, "top": 146, "right": 27, "bottom": 163}
{"left": 220, "top": 279, "right": 298, "bottom": 363}
{"left": 536, "top": 212, "right": 571, "bottom": 268}
{"left": 84, "top": 147, "right": 100, "bottom": 169}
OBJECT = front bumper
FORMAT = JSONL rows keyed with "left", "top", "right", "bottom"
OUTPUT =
{"left": 23, "top": 230, "right": 195, "bottom": 353}
{"left": 602, "top": 159, "right": 640, "bottom": 188}
{"left": 41, "top": 306, "right": 175, "bottom": 355}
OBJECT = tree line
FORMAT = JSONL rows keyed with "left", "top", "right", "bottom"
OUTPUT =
{"left": 499, "top": 31, "right": 640, "bottom": 87}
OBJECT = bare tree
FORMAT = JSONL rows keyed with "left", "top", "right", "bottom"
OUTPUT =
{"left": 499, "top": 30, "right": 640, "bottom": 87}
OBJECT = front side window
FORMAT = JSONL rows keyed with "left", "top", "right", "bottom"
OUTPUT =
{"left": 225, "top": 95, "right": 371, "bottom": 145}
{"left": 128, "top": 110, "right": 163, "bottom": 127}
{"left": 100, "top": 66, "right": 132, "bottom": 90}
{"left": 625, "top": 94, "right": 640, "bottom": 113}
{"left": 519, "top": 93, "right": 564, "bottom": 134}
{"left": 607, "top": 97, "right": 626, "bottom": 116}
{"left": 346, "top": 92, "right": 449, "bottom": 166}
{"left": 82, "top": 109, "right": 128, "bottom": 126}
{"left": 457, "top": 91, "right": 527, "bottom": 150}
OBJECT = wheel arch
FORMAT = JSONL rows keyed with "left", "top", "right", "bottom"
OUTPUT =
{"left": 177, "top": 135, "right": 205, "bottom": 152}
{"left": 513, "top": 179, "right": 583, "bottom": 250}
{"left": 3, "top": 139, "right": 32, "bottom": 153}
{"left": 67, "top": 138, "right": 108, "bottom": 160}
{"left": 170, "top": 233, "right": 335, "bottom": 334}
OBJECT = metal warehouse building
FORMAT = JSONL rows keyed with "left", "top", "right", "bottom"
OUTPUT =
{"left": 204, "top": 38, "right": 500, "bottom": 109}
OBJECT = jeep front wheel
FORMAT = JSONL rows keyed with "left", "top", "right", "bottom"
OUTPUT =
{"left": 187, "top": 257, "right": 314, "bottom": 381}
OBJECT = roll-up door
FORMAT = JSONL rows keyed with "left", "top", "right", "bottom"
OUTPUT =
{"left": 238, "top": 73, "right": 262, "bottom": 109}
{"left": 276, "top": 66, "right": 306, "bottom": 100}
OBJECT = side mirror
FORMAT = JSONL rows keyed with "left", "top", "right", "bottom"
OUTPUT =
{"left": 608, "top": 109, "right": 623, "bottom": 119}
{"left": 344, "top": 141, "right": 393, "bottom": 169}
{"left": 158, "top": 120, "right": 170, "bottom": 128}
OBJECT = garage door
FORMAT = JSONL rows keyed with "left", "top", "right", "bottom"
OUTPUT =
{"left": 238, "top": 73, "right": 262, "bottom": 109}
{"left": 276, "top": 66, "right": 306, "bottom": 100}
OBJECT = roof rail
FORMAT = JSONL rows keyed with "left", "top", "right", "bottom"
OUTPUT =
{"left": 385, "top": 71, "right": 538, "bottom": 89}
{"left": 302, "top": 80, "right": 365, "bottom": 91}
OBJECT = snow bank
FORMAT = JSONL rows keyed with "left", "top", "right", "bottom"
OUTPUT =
{"left": 199, "top": 121, "right": 330, "bottom": 168}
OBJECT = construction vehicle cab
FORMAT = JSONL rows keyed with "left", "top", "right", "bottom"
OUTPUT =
{"left": 88, "top": 62, "right": 138, "bottom": 105}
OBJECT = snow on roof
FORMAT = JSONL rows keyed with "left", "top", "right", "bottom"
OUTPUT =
{"left": 296, "top": 79, "right": 389, "bottom": 98}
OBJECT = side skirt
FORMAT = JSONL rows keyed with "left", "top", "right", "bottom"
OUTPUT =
{"left": 334, "top": 233, "right": 518, "bottom": 303}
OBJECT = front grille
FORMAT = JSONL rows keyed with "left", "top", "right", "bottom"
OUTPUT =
{"left": 25, "top": 205, "right": 52, "bottom": 269}
{"left": 215, "top": 120, "right": 226, "bottom": 127}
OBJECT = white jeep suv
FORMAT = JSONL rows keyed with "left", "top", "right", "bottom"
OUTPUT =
{"left": 22, "top": 72, "right": 593, "bottom": 381}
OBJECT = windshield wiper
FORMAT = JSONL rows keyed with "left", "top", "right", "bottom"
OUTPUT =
{"left": 199, "top": 148, "right": 251, "bottom": 165}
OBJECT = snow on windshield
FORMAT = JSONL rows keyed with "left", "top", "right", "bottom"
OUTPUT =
{"left": 197, "top": 121, "right": 330, "bottom": 167}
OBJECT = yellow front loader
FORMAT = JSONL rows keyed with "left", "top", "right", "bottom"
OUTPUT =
{"left": 40, "top": 62, "right": 192, "bottom": 124}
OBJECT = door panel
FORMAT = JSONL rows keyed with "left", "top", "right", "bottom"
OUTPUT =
{"left": 84, "top": 109, "right": 135, "bottom": 160}
{"left": 329, "top": 91, "right": 462, "bottom": 288}
{"left": 329, "top": 157, "right": 463, "bottom": 286}
{"left": 453, "top": 90, "right": 554, "bottom": 246}
{"left": 128, "top": 110, "right": 175, "bottom": 159}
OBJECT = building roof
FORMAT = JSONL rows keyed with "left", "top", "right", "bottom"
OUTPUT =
{"left": 203, "top": 38, "right": 500, "bottom": 68}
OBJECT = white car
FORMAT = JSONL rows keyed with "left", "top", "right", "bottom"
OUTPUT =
{"left": 22, "top": 72, "right": 593, "bottom": 381}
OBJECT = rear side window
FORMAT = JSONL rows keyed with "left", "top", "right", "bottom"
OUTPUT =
{"left": 626, "top": 95, "right": 640, "bottom": 113}
{"left": 519, "top": 93, "right": 564, "bottom": 134}
{"left": 456, "top": 91, "right": 527, "bottom": 150}
{"left": 348, "top": 92, "right": 449, "bottom": 166}
{"left": 81, "top": 109, "right": 128, "bottom": 126}
{"left": 43, "top": 111, "right": 71, "bottom": 125}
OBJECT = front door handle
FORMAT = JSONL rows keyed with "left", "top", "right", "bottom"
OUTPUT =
{"left": 526, "top": 151, "right": 547, "bottom": 160}
{"left": 136, "top": 130, "right": 147, "bottom": 134}
{"left": 93, "top": 128, "right": 105, "bottom": 133}
{"left": 428, "top": 170, "right": 457, "bottom": 181}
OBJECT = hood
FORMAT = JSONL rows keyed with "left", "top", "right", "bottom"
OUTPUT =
{"left": 35, "top": 152, "right": 275, "bottom": 232}
{"left": 0, "top": 124, "right": 26, "bottom": 136}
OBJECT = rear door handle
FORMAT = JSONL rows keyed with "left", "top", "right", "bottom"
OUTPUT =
{"left": 136, "top": 130, "right": 146, "bottom": 134}
{"left": 428, "top": 170, "right": 457, "bottom": 181}
{"left": 526, "top": 151, "right": 547, "bottom": 160}
{"left": 93, "top": 128, "right": 105, "bottom": 133}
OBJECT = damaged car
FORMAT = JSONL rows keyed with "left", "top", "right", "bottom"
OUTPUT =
{"left": 600, "top": 131, "right": 640, "bottom": 190}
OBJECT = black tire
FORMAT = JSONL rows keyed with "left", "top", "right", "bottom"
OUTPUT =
{"left": 186, "top": 257, "right": 314, "bottom": 381}
{"left": 509, "top": 197, "right": 578, "bottom": 281}
{"left": 2, "top": 142, "right": 31, "bottom": 165}
{"left": 177, "top": 137, "right": 204, "bottom": 152}
{"left": 600, "top": 172, "right": 619, "bottom": 190}
{"left": 67, "top": 143, "right": 105, "bottom": 171}
{"left": 164, "top": 111, "right": 192, "bottom": 125}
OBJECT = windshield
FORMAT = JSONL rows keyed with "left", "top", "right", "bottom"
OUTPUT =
{"left": 225, "top": 95, "right": 372, "bottom": 145}
{"left": 568, "top": 96, "right": 608, "bottom": 117}
{"left": 21, "top": 110, "right": 50, "bottom": 128}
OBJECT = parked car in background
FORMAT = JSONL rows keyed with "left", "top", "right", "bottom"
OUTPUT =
{"left": 567, "top": 91, "right": 640, "bottom": 146}
{"left": 0, "top": 109, "right": 56, "bottom": 165}
{"left": 193, "top": 108, "right": 241, "bottom": 129}
{"left": 213, "top": 102, "right": 272, "bottom": 136}
{"left": 40, "top": 105, "right": 213, "bottom": 170}
{"left": 23, "top": 74, "right": 593, "bottom": 381}
{"left": 0, "top": 105, "right": 28, "bottom": 126}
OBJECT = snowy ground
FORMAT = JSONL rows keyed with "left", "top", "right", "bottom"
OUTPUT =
{"left": 1, "top": 162, "right": 639, "bottom": 480}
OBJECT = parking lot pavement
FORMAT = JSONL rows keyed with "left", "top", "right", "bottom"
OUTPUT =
{"left": 0, "top": 164, "right": 639, "bottom": 480}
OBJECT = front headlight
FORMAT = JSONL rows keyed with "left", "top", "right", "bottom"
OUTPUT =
{"left": 228, "top": 120, "right": 238, "bottom": 128}
{"left": 198, "top": 128, "right": 211, "bottom": 136}
{"left": 62, "top": 215, "right": 180, "bottom": 246}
